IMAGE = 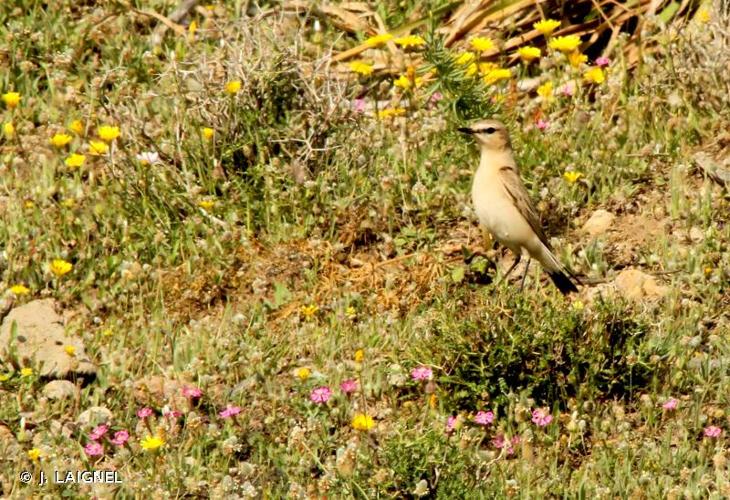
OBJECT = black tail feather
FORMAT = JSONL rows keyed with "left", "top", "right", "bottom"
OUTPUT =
{"left": 548, "top": 270, "right": 579, "bottom": 295}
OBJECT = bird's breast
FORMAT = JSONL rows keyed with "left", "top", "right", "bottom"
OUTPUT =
{"left": 471, "top": 171, "right": 530, "bottom": 248}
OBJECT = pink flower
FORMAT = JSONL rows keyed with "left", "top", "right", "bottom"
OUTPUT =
{"left": 493, "top": 434, "right": 505, "bottom": 448}
{"left": 137, "top": 407, "right": 153, "bottom": 419}
{"left": 492, "top": 434, "right": 520, "bottom": 455}
{"left": 561, "top": 83, "right": 575, "bottom": 96}
{"left": 704, "top": 426, "right": 722, "bottom": 438}
{"left": 182, "top": 386, "right": 203, "bottom": 398}
{"left": 110, "top": 430, "right": 129, "bottom": 446}
{"left": 595, "top": 56, "right": 611, "bottom": 67}
{"left": 474, "top": 410, "right": 494, "bottom": 426}
{"left": 536, "top": 119, "right": 549, "bottom": 131}
{"left": 446, "top": 415, "right": 457, "bottom": 432}
{"left": 531, "top": 408, "right": 553, "bottom": 427}
{"left": 411, "top": 366, "right": 433, "bottom": 381}
{"left": 310, "top": 386, "right": 332, "bottom": 404}
{"left": 84, "top": 442, "right": 104, "bottom": 457}
{"left": 353, "top": 98, "right": 366, "bottom": 113}
{"left": 430, "top": 92, "right": 444, "bottom": 103}
{"left": 163, "top": 409, "right": 182, "bottom": 419}
{"left": 89, "top": 424, "right": 109, "bottom": 441}
{"left": 662, "top": 398, "right": 678, "bottom": 410}
{"left": 219, "top": 405, "right": 242, "bottom": 418}
{"left": 340, "top": 379, "right": 358, "bottom": 394}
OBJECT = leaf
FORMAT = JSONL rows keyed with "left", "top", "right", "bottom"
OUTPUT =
{"left": 272, "top": 282, "right": 292, "bottom": 308}
{"left": 469, "top": 256, "right": 488, "bottom": 274}
{"left": 451, "top": 266, "right": 466, "bottom": 283}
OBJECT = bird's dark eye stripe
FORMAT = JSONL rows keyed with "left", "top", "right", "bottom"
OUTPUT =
{"left": 477, "top": 127, "right": 497, "bottom": 134}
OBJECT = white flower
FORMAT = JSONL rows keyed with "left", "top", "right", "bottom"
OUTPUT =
{"left": 413, "top": 479, "right": 429, "bottom": 497}
{"left": 136, "top": 151, "right": 160, "bottom": 165}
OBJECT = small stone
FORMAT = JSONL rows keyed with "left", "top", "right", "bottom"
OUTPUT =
{"left": 581, "top": 209, "right": 615, "bottom": 236}
{"left": 0, "top": 299, "right": 96, "bottom": 382}
{"left": 133, "top": 375, "right": 187, "bottom": 409}
{"left": 614, "top": 269, "right": 669, "bottom": 301}
{"left": 0, "top": 424, "right": 21, "bottom": 455}
{"left": 77, "top": 406, "right": 112, "bottom": 427}
{"left": 42, "top": 380, "right": 79, "bottom": 400}
{"left": 689, "top": 226, "right": 704, "bottom": 243}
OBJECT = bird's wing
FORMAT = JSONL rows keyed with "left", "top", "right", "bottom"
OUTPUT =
{"left": 498, "top": 165, "right": 552, "bottom": 250}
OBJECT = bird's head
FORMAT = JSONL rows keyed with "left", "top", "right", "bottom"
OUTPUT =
{"left": 458, "top": 119, "right": 511, "bottom": 152}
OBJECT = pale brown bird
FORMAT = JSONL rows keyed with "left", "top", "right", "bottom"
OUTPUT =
{"left": 458, "top": 119, "right": 579, "bottom": 294}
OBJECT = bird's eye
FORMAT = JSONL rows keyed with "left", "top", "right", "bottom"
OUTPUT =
{"left": 484, "top": 127, "right": 496, "bottom": 134}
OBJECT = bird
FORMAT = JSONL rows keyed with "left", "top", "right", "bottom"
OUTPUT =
{"left": 458, "top": 118, "right": 579, "bottom": 294}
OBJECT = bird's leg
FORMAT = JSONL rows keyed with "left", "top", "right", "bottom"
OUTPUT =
{"left": 501, "top": 253, "right": 521, "bottom": 282}
{"left": 519, "top": 258, "right": 531, "bottom": 290}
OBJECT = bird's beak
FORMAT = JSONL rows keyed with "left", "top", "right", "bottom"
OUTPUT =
{"left": 457, "top": 127, "right": 474, "bottom": 134}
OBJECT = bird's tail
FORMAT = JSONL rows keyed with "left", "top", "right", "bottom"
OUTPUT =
{"left": 547, "top": 269, "right": 579, "bottom": 295}
{"left": 536, "top": 243, "right": 580, "bottom": 295}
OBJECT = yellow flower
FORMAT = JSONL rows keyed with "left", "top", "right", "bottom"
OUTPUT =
{"left": 3, "top": 122, "right": 15, "bottom": 138}
{"left": 393, "top": 74, "right": 423, "bottom": 90}
{"left": 571, "top": 300, "right": 585, "bottom": 311}
{"left": 27, "top": 448, "right": 42, "bottom": 461}
{"left": 429, "top": 393, "right": 437, "bottom": 408}
{"left": 455, "top": 52, "right": 475, "bottom": 65}
{"left": 377, "top": 108, "right": 406, "bottom": 120}
{"left": 483, "top": 68, "right": 511, "bottom": 85}
{"left": 50, "top": 133, "right": 73, "bottom": 147}
{"left": 354, "top": 349, "right": 364, "bottom": 363}
{"left": 345, "top": 306, "right": 356, "bottom": 319}
{"left": 61, "top": 198, "right": 76, "bottom": 208}
{"left": 64, "top": 153, "right": 86, "bottom": 168}
{"left": 9, "top": 284, "right": 30, "bottom": 295}
{"left": 465, "top": 63, "right": 478, "bottom": 77}
{"left": 69, "top": 120, "right": 84, "bottom": 135}
{"left": 300, "top": 304, "right": 319, "bottom": 318}
{"left": 140, "top": 435, "right": 165, "bottom": 451}
{"left": 584, "top": 67, "right": 605, "bottom": 84}
{"left": 295, "top": 367, "right": 311, "bottom": 381}
{"left": 517, "top": 46, "right": 541, "bottom": 62}
{"left": 537, "top": 81, "right": 554, "bottom": 99}
{"left": 225, "top": 80, "right": 242, "bottom": 94}
{"left": 348, "top": 61, "right": 374, "bottom": 76}
{"left": 533, "top": 19, "right": 561, "bottom": 35}
{"left": 2, "top": 92, "right": 21, "bottom": 108}
{"left": 394, "top": 75, "right": 411, "bottom": 89}
{"left": 549, "top": 35, "right": 581, "bottom": 53}
{"left": 478, "top": 62, "right": 497, "bottom": 74}
{"left": 393, "top": 35, "right": 425, "bottom": 48}
{"left": 188, "top": 20, "right": 198, "bottom": 37}
{"left": 563, "top": 171, "right": 583, "bottom": 183}
{"left": 201, "top": 127, "right": 215, "bottom": 140}
{"left": 88, "top": 140, "right": 109, "bottom": 155}
{"left": 351, "top": 413, "right": 375, "bottom": 431}
{"left": 20, "top": 367, "right": 33, "bottom": 377}
{"left": 50, "top": 258, "right": 73, "bottom": 277}
{"left": 470, "top": 37, "right": 494, "bottom": 52}
{"left": 704, "top": 266, "right": 713, "bottom": 276}
{"left": 197, "top": 200, "right": 215, "bottom": 210}
{"left": 0, "top": 373, "right": 11, "bottom": 382}
{"left": 97, "top": 125, "right": 120, "bottom": 142}
{"left": 24, "top": 200, "right": 34, "bottom": 209}
{"left": 64, "top": 345, "right": 76, "bottom": 356}
{"left": 697, "top": 7, "right": 711, "bottom": 23}
{"left": 568, "top": 51, "right": 588, "bottom": 67}
{"left": 365, "top": 33, "right": 393, "bottom": 46}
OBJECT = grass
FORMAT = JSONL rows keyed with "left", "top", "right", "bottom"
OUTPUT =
{"left": 0, "top": 1, "right": 729, "bottom": 497}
